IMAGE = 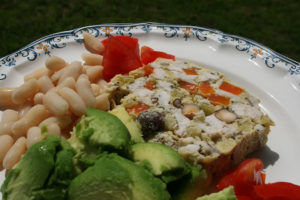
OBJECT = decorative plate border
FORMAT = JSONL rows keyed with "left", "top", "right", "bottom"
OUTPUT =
{"left": 0, "top": 22, "right": 299, "bottom": 81}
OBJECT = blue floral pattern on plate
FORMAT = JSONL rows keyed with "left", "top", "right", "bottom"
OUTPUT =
{"left": 0, "top": 22, "right": 299, "bottom": 80}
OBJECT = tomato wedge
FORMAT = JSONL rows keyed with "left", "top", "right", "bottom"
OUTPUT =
{"left": 254, "top": 182, "right": 300, "bottom": 200}
{"left": 141, "top": 46, "right": 175, "bottom": 65}
{"left": 102, "top": 36, "right": 142, "bottom": 81}
{"left": 101, "top": 35, "right": 140, "bottom": 56}
{"left": 236, "top": 196, "right": 254, "bottom": 200}
{"left": 217, "top": 158, "right": 265, "bottom": 199}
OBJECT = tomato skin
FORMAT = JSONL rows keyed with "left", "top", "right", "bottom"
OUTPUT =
{"left": 217, "top": 158, "right": 264, "bottom": 199}
{"left": 141, "top": 46, "right": 175, "bottom": 65}
{"left": 102, "top": 36, "right": 142, "bottom": 81}
{"left": 236, "top": 196, "right": 255, "bottom": 200}
{"left": 254, "top": 182, "right": 300, "bottom": 200}
{"left": 101, "top": 35, "right": 140, "bottom": 56}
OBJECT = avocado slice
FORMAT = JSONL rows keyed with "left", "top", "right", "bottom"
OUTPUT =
{"left": 130, "top": 143, "right": 190, "bottom": 183}
{"left": 68, "top": 108, "right": 130, "bottom": 174}
{"left": 71, "top": 107, "right": 130, "bottom": 152}
{"left": 168, "top": 164, "right": 210, "bottom": 200}
{"left": 1, "top": 136, "right": 76, "bottom": 200}
{"left": 85, "top": 107, "right": 131, "bottom": 152}
{"left": 196, "top": 186, "right": 237, "bottom": 200}
{"left": 68, "top": 107, "right": 131, "bottom": 171}
{"left": 110, "top": 105, "right": 144, "bottom": 143}
{"left": 68, "top": 153, "right": 170, "bottom": 200}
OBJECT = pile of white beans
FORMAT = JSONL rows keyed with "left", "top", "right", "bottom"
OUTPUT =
{"left": 0, "top": 33, "right": 110, "bottom": 171}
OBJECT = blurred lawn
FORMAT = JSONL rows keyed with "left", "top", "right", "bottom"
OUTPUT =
{"left": 0, "top": 0, "right": 299, "bottom": 62}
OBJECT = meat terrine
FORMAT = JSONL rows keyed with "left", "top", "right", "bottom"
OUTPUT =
{"left": 105, "top": 58, "right": 274, "bottom": 174}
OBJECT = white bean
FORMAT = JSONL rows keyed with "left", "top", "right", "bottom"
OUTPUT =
{"left": 95, "top": 93, "right": 110, "bottom": 111}
{"left": 43, "top": 90, "right": 69, "bottom": 116}
{"left": 3, "top": 137, "right": 26, "bottom": 170}
{"left": 85, "top": 65, "right": 103, "bottom": 83}
{"left": 0, "top": 121, "right": 14, "bottom": 136}
{"left": 1, "top": 109, "right": 19, "bottom": 122}
{"left": 81, "top": 53, "right": 103, "bottom": 66}
{"left": 91, "top": 84, "right": 101, "bottom": 96}
{"left": 26, "top": 127, "right": 42, "bottom": 148}
{"left": 58, "top": 87, "right": 86, "bottom": 116}
{"left": 51, "top": 67, "right": 67, "bottom": 84}
{"left": 0, "top": 88, "right": 16, "bottom": 107}
{"left": 39, "top": 115, "right": 72, "bottom": 130}
{"left": 97, "top": 79, "right": 108, "bottom": 93}
{"left": 12, "top": 79, "right": 39, "bottom": 104}
{"left": 33, "top": 92, "right": 44, "bottom": 105}
{"left": 58, "top": 61, "right": 82, "bottom": 84}
{"left": 18, "top": 102, "right": 33, "bottom": 118}
{"left": 75, "top": 74, "right": 96, "bottom": 107}
{"left": 38, "top": 76, "right": 54, "bottom": 93}
{"left": 46, "top": 123, "right": 61, "bottom": 136}
{"left": 12, "top": 105, "right": 51, "bottom": 138}
{"left": 0, "top": 110, "right": 19, "bottom": 136}
{"left": 83, "top": 32, "right": 104, "bottom": 54}
{"left": 45, "top": 56, "right": 67, "bottom": 72}
{"left": 24, "top": 68, "right": 47, "bottom": 82}
{"left": 0, "top": 135, "right": 14, "bottom": 167}
{"left": 56, "top": 77, "right": 76, "bottom": 90}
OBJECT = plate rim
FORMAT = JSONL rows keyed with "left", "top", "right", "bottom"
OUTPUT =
{"left": 0, "top": 22, "right": 299, "bottom": 81}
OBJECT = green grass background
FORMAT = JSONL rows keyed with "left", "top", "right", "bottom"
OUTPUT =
{"left": 0, "top": 0, "right": 299, "bottom": 62}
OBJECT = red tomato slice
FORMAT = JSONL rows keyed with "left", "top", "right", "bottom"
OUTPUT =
{"left": 254, "top": 182, "right": 300, "bottom": 200}
{"left": 102, "top": 36, "right": 142, "bottom": 81}
{"left": 101, "top": 35, "right": 140, "bottom": 56}
{"left": 236, "top": 196, "right": 255, "bottom": 200}
{"left": 217, "top": 158, "right": 264, "bottom": 198}
{"left": 141, "top": 46, "right": 175, "bottom": 65}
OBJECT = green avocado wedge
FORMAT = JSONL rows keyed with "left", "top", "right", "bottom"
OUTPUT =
{"left": 109, "top": 105, "right": 144, "bottom": 143}
{"left": 130, "top": 142, "right": 191, "bottom": 183}
{"left": 68, "top": 153, "right": 170, "bottom": 200}
{"left": 1, "top": 136, "right": 76, "bottom": 200}
{"left": 69, "top": 107, "right": 130, "bottom": 153}
{"left": 196, "top": 186, "right": 237, "bottom": 200}
{"left": 68, "top": 107, "right": 131, "bottom": 172}
{"left": 85, "top": 107, "right": 131, "bottom": 152}
{"left": 168, "top": 164, "right": 210, "bottom": 200}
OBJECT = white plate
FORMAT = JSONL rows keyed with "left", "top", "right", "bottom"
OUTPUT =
{"left": 1, "top": 23, "right": 300, "bottom": 196}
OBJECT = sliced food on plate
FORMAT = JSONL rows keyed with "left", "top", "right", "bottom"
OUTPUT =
{"left": 0, "top": 30, "right": 299, "bottom": 200}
